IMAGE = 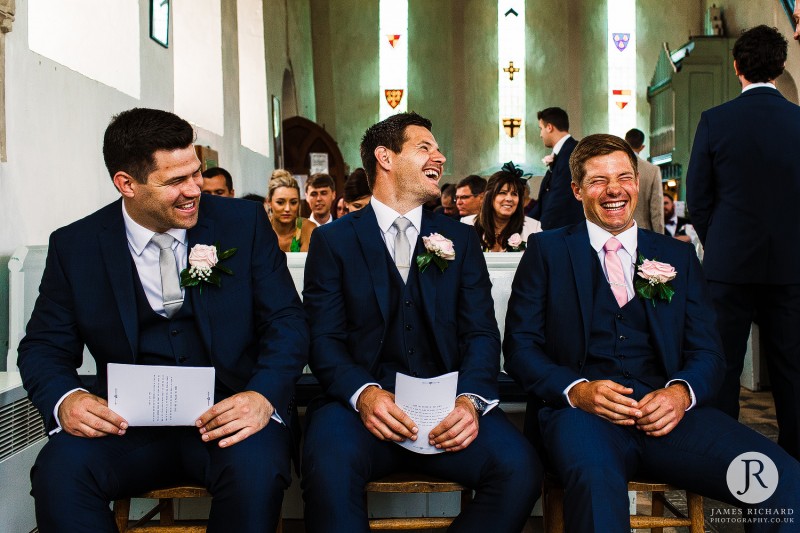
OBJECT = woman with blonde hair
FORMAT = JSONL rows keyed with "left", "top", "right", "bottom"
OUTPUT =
{"left": 266, "top": 170, "right": 315, "bottom": 252}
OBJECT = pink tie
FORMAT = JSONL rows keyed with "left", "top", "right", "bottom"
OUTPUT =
{"left": 604, "top": 237, "right": 629, "bottom": 307}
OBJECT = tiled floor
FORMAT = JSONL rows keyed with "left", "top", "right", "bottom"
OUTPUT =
{"left": 284, "top": 387, "right": 780, "bottom": 533}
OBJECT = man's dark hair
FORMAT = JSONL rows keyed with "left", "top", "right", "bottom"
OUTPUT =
{"left": 569, "top": 134, "right": 638, "bottom": 186}
{"left": 360, "top": 112, "right": 433, "bottom": 188}
{"left": 343, "top": 168, "right": 371, "bottom": 202}
{"left": 202, "top": 166, "right": 233, "bottom": 191}
{"left": 441, "top": 184, "right": 456, "bottom": 200}
{"left": 242, "top": 193, "right": 266, "bottom": 203}
{"left": 624, "top": 128, "right": 645, "bottom": 150}
{"left": 103, "top": 108, "right": 195, "bottom": 183}
{"left": 306, "top": 173, "right": 336, "bottom": 192}
{"left": 664, "top": 192, "right": 675, "bottom": 202}
{"left": 537, "top": 107, "right": 569, "bottom": 132}
{"left": 456, "top": 174, "right": 488, "bottom": 195}
{"left": 733, "top": 25, "right": 787, "bottom": 83}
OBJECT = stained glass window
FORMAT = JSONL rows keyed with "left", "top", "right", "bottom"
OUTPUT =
{"left": 607, "top": 0, "right": 637, "bottom": 136}
{"left": 379, "top": 1, "right": 408, "bottom": 120}
{"left": 498, "top": 0, "right": 526, "bottom": 163}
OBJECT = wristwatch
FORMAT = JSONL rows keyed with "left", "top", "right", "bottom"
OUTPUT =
{"left": 464, "top": 394, "right": 488, "bottom": 415}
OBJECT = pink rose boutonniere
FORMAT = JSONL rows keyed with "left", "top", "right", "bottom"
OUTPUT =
{"left": 180, "top": 243, "right": 237, "bottom": 290}
{"left": 417, "top": 233, "right": 455, "bottom": 273}
{"left": 635, "top": 254, "right": 676, "bottom": 306}
{"left": 542, "top": 154, "right": 555, "bottom": 167}
{"left": 507, "top": 233, "right": 526, "bottom": 252}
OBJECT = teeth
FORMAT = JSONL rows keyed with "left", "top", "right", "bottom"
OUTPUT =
{"left": 177, "top": 202, "right": 194, "bottom": 209}
{"left": 602, "top": 201, "right": 625, "bottom": 209}
{"left": 424, "top": 169, "right": 439, "bottom": 178}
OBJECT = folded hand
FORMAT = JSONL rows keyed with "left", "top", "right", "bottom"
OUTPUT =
{"left": 356, "top": 386, "right": 418, "bottom": 442}
{"left": 569, "top": 380, "right": 641, "bottom": 425}
{"left": 428, "top": 396, "right": 479, "bottom": 452}
{"left": 197, "top": 391, "right": 273, "bottom": 447}
{"left": 635, "top": 384, "right": 690, "bottom": 437}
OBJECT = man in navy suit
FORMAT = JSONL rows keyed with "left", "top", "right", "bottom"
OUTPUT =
{"left": 505, "top": 134, "right": 799, "bottom": 532}
{"left": 17, "top": 108, "right": 308, "bottom": 532}
{"left": 687, "top": 25, "right": 800, "bottom": 460}
{"left": 530, "top": 107, "right": 583, "bottom": 230}
{"left": 301, "top": 112, "right": 541, "bottom": 533}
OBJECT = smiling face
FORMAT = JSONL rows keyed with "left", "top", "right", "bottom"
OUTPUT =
{"left": 390, "top": 125, "right": 446, "bottom": 205}
{"left": 269, "top": 186, "right": 300, "bottom": 224}
{"left": 120, "top": 146, "right": 203, "bottom": 233}
{"left": 571, "top": 150, "right": 639, "bottom": 235}
{"left": 492, "top": 183, "right": 520, "bottom": 221}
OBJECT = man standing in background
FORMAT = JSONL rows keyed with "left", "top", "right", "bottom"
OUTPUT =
{"left": 687, "top": 25, "right": 800, "bottom": 459}
{"left": 625, "top": 128, "right": 664, "bottom": 233}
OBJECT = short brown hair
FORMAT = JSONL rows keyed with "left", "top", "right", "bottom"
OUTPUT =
{"left": 360, "top": 112, "right": 433, "bottom": 188}
{"left": 306, "top": 173, "right": 335, "bottom": 192}
{"left": 569, "top": 134, "right": 638, "bottom": 186}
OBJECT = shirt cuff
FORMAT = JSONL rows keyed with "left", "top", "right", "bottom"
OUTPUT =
{"left": 563, "top": 379, "right": 589, "bottom": 408}
{"left": 350, "top": 383, "right": 381, "bottom": 412}
{"left": 50, "top": 387, "right": 87, "bottom": 435}
{"left": 457, "top": 393, "right": 499, "bottom": 416}
{"left": 666, "top": 379, "right": 696, "bottom": 411}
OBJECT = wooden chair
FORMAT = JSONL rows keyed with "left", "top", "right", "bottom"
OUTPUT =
{"left": 113, "top": 485, "right": 284, "bottom": 533}
{"left": 365, "top": 473, "right": 473, "bottom": 530}
{"left": 542, "top": 476, "right": 704, "bottom": 533}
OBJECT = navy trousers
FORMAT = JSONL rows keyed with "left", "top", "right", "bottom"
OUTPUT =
{"left": 709, "top": 281, "right": 800, "bottom": 460}
{"left": 301, "top": 401, "right": 541, "bottom": 533}
{"left": 31, "top": 423, "right": 292, "bottom": 533}
{"left": 541, "top": 406, "right": 800, "bottom": 533}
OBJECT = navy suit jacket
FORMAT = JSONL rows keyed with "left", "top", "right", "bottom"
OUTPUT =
{"left": 18, "top": 195, "right": 308, "bottom": 430}
{"left": 687, "top": 87, "right": 800, "bottom": 284}
{"left": 503, "top": 222, "right": 725, "bottom": 409}
{"left": 303, "top": 204, "right": 501, "bottom": 407}
{"left": 531, "top": 136, "right": 584, "bottom": 230}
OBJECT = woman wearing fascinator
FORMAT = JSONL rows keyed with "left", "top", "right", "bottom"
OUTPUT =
{"left": 461, "top": 162, "right": 542, "bottom": 252}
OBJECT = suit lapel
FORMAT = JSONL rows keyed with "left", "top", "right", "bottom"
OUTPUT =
{"left": 636, "top": 229, "right": 667, "bottom": 361}
{"left": 415, "top": 210, "right": 439, "bottom": 329}
{"left": 353, "top": 205, "right": 391, "bottom": 322}
{"left": 565, "top": 222, "right": 594, "bottom": 350}
{"left": 99, "top": 203, "right": 139, "bottom": 360}
{"left": 187, "top": 217, "right": 214, "bottom": 354}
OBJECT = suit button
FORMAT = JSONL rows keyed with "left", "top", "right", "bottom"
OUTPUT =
{"left": 623, "top": 371, "right": 630, "bottom": 378}
{"left": 178, "top": 356, "right": 187, "bottom": 363}
{"left": 405, "top": 300, "right": 411, "bottom": 307}
{"left": 412, "top": 372, "right": 418, "bottom": 377}
{"left": 618, "top": 355, "right": 625, "bottom": 360}
{"left": 408, "top": 348, "right": 415, "bottom": 355}
{"left": 171, "top": 329, "right": 179, "bottom": 336}
{"left": 577, "top": 360, "right": 583, "bottom": 367}
{"left": 616, "top": 314, "right": 623, "bottom": 320}
{"left": 619, "top": 335, "right": 626, "bottom": 341}
{"left": 405, "top": 324, "right": 412, "bottom": 331}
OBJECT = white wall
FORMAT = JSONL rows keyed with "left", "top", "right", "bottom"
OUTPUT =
{"left": 0, "top": 0, "right": 316, "bottom": 368}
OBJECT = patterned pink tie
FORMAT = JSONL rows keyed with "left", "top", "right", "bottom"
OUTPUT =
{"left": 604, "top": 237, "right": 629, "bottom": 307}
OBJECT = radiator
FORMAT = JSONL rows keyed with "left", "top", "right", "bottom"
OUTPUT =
{"left": 0, "top": 373, "right": 45, "bottom": 533}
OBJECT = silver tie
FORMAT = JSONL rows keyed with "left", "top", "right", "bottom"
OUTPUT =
{"left": 151, "top": 233, "right": 183, "bottom": 318}
{"left": 392, "top": 217, "right": 413, "bottom": 283}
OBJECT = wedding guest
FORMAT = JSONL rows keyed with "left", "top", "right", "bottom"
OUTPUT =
{"left": 266, "top": 173, "right": 315, "bottom": 252}
{"left": 201, "top": 167, "right": 235, "bottom": 197}
{"left": 455, "top": 174, "right": 487, "bottom": 218}
{"left": 343, "top": 168, "right": 372, "bottom": 213}
{"left": 461, "top": 165, "right": 541, "bottom": 252}
{"left": 434, "top": 184, "right": 460, "bottom": 219}
{"left": 242, "top": 193, "right": 265, "bottom": 203}
{"left": 334, "top": 197, "right": 347, "bottom": 219}
{"left": 306, "top": 173, "right": 337, "bottom": 226}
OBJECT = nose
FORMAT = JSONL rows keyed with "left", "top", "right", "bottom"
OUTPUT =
{"left": 432, "top": 149, "right": 446, "bottom": 165}
{"left": 185, "top": 175, "right": 202, "bottom": 197}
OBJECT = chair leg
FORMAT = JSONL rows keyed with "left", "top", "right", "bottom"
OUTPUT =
{"left": 687, "top": 492, "right": 705, "bottom": 533}
{"left": 542, "top": 481, "right": 565, "bottom": 533}
{"left": 159, "top": 498, "right": 176, "bottom": 525}
{"left": 113, "top": 499, "right": 131, "bottom": 533}
{"left": 460, "top": 488, "right": 473, "bottom": 510}
{"left": 651, "top": 492, "right": 665, "bottom": 533}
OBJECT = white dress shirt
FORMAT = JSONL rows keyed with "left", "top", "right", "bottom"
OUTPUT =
{"left": 742, "top": 82, "right": 776, "bottom": 93}
{"left": 563, "top": 221, "right": 696, "bottom": 410}
{"left": 552, "top": 133, "right": 572, "bottom": 157}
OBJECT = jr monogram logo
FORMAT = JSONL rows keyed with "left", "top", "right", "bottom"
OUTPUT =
{"left": 726, "top": 452, "right": 779, "bottom": 504}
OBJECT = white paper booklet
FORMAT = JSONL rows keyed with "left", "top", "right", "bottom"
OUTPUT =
{"left": 107, "top": 363, "right": 215, "bottom": 426}
{"left": 394, "top": 371, "right": 458, "bottom": 455}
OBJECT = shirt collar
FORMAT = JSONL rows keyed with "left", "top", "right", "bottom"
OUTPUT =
{"left": 742, "top": 82, "right": 776, "bottom": 93}
{"left": 587, "top": 219, "right": 638, "bottom": 256}
{"left": 122, "top": 201, "right": 187, "bottom": 256}
{"left": 553, "top": 134, "right": 572, "bottom": 155}
{"left": 370, "top": 196, "right": 423, "bottom": 234}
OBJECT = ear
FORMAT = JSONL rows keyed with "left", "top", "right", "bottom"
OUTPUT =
{"left": 571, "top": 180, "right": 582, "bottom": 201}
{"left": 733, "top": 60, "right": 741, "bottom": 76}
{"left": 375, "top": 146, "right": 392, "bottom": 173}
{"left": 113, "top": 171, "right": 137, "bottom": 199}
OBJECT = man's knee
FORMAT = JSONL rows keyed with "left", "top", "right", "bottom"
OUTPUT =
{"left": 32, "top": 435, "right": 111, "bottom": 500}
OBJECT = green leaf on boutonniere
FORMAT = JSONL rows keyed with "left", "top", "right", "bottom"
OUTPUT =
{"left": 416, "top": 253, "right": 433, "bottom": 273}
